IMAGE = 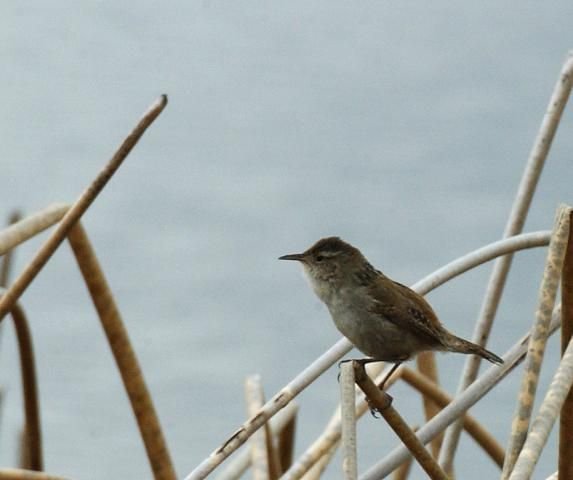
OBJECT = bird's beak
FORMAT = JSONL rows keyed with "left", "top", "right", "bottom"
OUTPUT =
{"left": 278, "top": 253, "right": 305, "bottom": 262}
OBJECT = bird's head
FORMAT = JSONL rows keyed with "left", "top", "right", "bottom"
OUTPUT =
{"left": 279, "top": 237, "right": 365, "bottom": 288}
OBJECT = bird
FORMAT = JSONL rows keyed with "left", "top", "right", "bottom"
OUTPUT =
{"left": 279, "top": 236, "right": 503, "bottom": 388}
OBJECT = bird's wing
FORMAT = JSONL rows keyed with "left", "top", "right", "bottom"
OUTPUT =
{"left": 367, "top": 280, "right": 445, "bottom": 346}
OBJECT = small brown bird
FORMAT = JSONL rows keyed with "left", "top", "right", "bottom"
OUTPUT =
{"left": 280, "top": 237, "right": 503, "bottom": 385}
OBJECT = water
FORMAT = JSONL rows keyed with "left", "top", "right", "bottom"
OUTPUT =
{"left": 2, "top": 2, "right": 573, "bottom": 478}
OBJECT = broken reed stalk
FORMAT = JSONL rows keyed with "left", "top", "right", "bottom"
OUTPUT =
{"left": 502, "top": 205, "right": 572, "bottom": 479}
{"left": 509, "top": 336, "right": 573, "bottom": 479}
{"left": 339, "top": 363, "right": 358, "bottom": 480}
{"left": 244, "top": 375, "right": 280, "bottom": 480}
{"left": 0, "top": 469, "right": 69, "bottom": 480}
{"left": 416, "top": 352, "right": 443, "bottom": 458}
{"left": 360, "top": 308, "right": 561, "bottom": 480}
{"left": 559, "top": 210, "right": 573, "bottom": 480}
{"left": 439, "top": 51, "right": 573, "bottom": 471}
{"left": 0, "top": 205, "right": 69, "bottom": 257}
{"left": 184, "top": 232, "right": 550, "bottom": 480}
{"left": 0, "top": 95, "right": 167, "bottom": 324}
{"left": 2, "top": 299, "right": 42, "bottom": 471}
{"left": 67, "top": 223, "right": 176, "bottom": 480}
{"left": 352, "top": 362, "right": 449, "bottom": 480}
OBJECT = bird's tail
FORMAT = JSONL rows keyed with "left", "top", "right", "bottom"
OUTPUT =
{"left": 448, "top": 336, "right": 504, "bottom": 365}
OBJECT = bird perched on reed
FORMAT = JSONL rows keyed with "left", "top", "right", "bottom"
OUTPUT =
{"left": 280, "top": 237, "right": 503, "bottom": 386}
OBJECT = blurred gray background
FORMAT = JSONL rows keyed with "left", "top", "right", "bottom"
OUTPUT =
{"left": 2, "top": 2, "right": 573, "bottom": 479}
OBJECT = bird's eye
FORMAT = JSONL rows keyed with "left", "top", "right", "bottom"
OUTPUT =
{"left": 315, "top": 254, "right": 325, "bottom": 262}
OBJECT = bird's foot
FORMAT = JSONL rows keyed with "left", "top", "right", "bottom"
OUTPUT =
{"left": 366, "top": 393, "right": 393, "bottom": 418}
{"left": 366, "top": 397, "right": 380, "bottom": 418}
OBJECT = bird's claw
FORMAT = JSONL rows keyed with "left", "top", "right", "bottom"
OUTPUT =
{"left": 337, "top": 359, "right": 354, "bottom": 382}
{"left": 366, "top": 398, "right": 380, "bottom": 418}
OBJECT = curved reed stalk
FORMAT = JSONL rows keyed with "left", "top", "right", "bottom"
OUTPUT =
{"left": 0, "top": 205, "right": 69, "bottom": 257}
{"left": 67, "top": 223, "right": 175, "bottom": 480}
{"left": 0, "top": 211, "right": 22, "bottom": 420}
{"left": 439, "top": 51, "right": 573, "bottom": 471}
{"left": 183, "top": 231, "right": 550, "bottom": 480}
{"left": 0, "top": 95, "right": 167, "bottom": 324}
{"left": 9, "top": 302, "right": 42, "bottom": 471}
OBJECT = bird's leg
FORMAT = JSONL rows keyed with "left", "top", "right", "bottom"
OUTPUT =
{"left": 363, "top": 362, "right": 400, "bottom": 417}
{"left": 342, "top": 359, "right": 398, "bottom": 417}
{"left": 377, "top": 362, "right": 401, "bottom": 390}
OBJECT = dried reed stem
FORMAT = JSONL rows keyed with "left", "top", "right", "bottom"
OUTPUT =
{"left": 352, "top": 362, "right": 449, "bottom": 480}
{"left": 0, "top": 95, "right": 167, "bottom": 323}
{"left": 0, "top": 205, "right": 68, "bottom": 256}
{"left": 0, "top": 211, "right": 22, "bottom": 418}
{"left": 412, "top": 232, "right": 550, "bottom": 294}
{"left": 67, "top": 223, "right": 175, "bottom": 480}
{"left": 340, "top": 363, "right": 358, "bottom": 480}
{"left": 502, "top": 205, "right": 572, "bottom": 478}
{"left": 509, "top": 337, "right": 573, "bottom": 479}
{"left": 183, "top": 232, "right": 550, "bottom": 480}
{"left": 0, "top": 469, "right": 69, "bottom": 480}
{"left": 416, "top": 352, "right": 442, "bottom": 457}
{"left": 245, "top": 375, "right": 279, "bottom": 480}
{"left": 360, "top": 308, "right": 561, "bottom": 480}
{"left": 559, "top": 210, "right": 573, "bottom": 480}
{"left": 439, "top": 51, "right": 573, "bottom": 471}
{"left": 276, "top": 405, "right": 297, "bottom": 473}
{"left": 300, "top": 455, "right": 333, "bottom": 480}
{"left": 7, "top": 302, "right": 42, "bottom": 471}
